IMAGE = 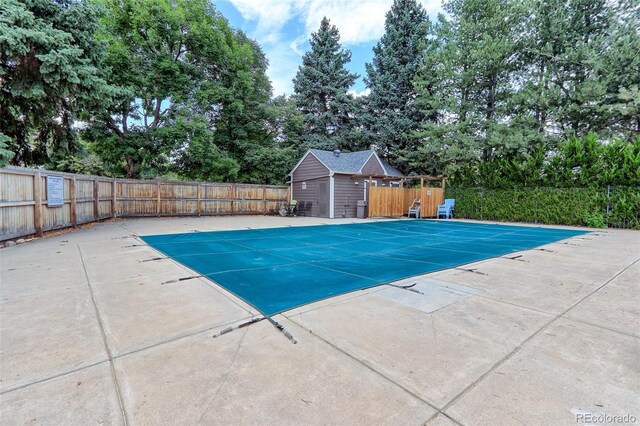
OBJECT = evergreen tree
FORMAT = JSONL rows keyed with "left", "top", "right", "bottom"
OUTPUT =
{"left": 600, "top": 0, "right": 640, "bottom": 138}
{"left": 0, "top": 0, "right": 114, "bottom": 167}
{"left": 412, "top": 14, "right": 476, "bottom": 176}
{"left": 293, "top": 17, "right": 359, "bottom": 151}
{"left": 445, "top": 0, "right": 522, "bottom": 161}
{"left": 412, "top": 0, "right": 523, "bottom": 175}
{"left": 364, "top": 0, "right": 430, "bottom": 166}
{"left": 514, "top": 0, "right": 639, "bottom": 140}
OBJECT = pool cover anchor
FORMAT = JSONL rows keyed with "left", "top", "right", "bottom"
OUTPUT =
{"left": 111, "top": 234, "right": 138, "bottom": 240}
{"left": 211, "top": 317, "right": 296, "bottom": 344}
{"left": 560, "top": 241, "right": 582, "bottom": 246}
{"left": 535, "top": 248, "right": 556, "bottom": 253}
{"left": 161, "top": 275, "right": 203, "bottom": 285}
{"left": 140, "top": 257, "right": 167, "bottom": 263}
{"left": 212, "top": 317, "right": 265, "bottom": 338}
{"left": 455, "top": 267, "right": 488, "bottom": 276}
{"left": 387, "top": 282, "right": 424, "bottom": 295}
{"left": 267, "top": 317, "right": 297, "bottom": 344}
{"left": 502, "top": 254, "right": 525, "bottom": 262}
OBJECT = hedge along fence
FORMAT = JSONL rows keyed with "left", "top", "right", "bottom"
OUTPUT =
{"left": 0, "top": 166, "right": 289, "bottom": 241}
{"left": 445, "top": 186, "right": 640, "bottom": 229}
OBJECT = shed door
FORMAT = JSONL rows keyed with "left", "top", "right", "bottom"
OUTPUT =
{"left": 318, "top": 182, "right": 328, "bottom": 216}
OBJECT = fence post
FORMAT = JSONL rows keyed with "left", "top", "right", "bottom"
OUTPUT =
{"left": 606, "top": 184, "right": 610, "bottom": 216}
{"left": 479, "top": 187, "right": 483, "bottom": 221}
{"left": 263, "top": 186, "right": 267, "bottom": 213}
{"left": 33, "top": 172, "right": 43, "bottom": 237}
{"left": 112, "top": 178, "right": 117, "bottom": 218}
{"left": 156, "top": 178, "right": 161, "bottom": 216}
{"left": 70, "top": 177, "right": 77, "bottom": 227}
{"left": 197, "top": 183, "right": 202, "bottom": 216}
{"left": 230, "top": 184, "right": 236, "bottom": 215}
{"left": 93, "top": 178, "right": 99, "bottom": 220}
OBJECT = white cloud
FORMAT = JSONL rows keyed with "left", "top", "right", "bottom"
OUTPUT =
{"left": 228, "top": 0, "right": 444, "bottom": 94}
{"left": 227, "top": 0, "right": 300, "bottom": 32}
{"left": 230, "top": 0, "right": 442, "bottom": 44}
{"left": 348, "top": 88, "right": 371, "bottom": 98}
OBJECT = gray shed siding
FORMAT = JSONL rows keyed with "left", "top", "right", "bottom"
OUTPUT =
{"left": 291, "top": 154, "right": 328, "bottom": 182}
{"left": 292, "top": 177, "right": 330, "bottom": 217}
{"left": 360, "top": 155, "right": 385, "bottom": 175}
{"left": 333, "top": 175, "right": 365, "bottom": 218}
{"left": 291, "top": 153, "right": 331, "bottom": 217}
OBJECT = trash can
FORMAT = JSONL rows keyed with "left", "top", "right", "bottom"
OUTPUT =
{"left": 356, "top": 200, "right": 367, "bottom": 219}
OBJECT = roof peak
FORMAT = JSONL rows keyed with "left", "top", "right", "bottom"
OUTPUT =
{"left": 310, "top": 148, "right": 375, "bottom": 154}
{"left": 300, "top": 149, "right": 402, "bottom": 177}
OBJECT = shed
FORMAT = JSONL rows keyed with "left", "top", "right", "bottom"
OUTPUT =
{"left": 289, "top": 149, "right": 404, "bottom": 218}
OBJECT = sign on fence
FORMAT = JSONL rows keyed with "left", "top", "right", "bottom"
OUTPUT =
{"left": 46, "top": 175, "right": 64, "bottom": 207}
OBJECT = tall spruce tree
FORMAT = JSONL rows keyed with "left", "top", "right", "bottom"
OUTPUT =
{"left": 518, "top": 0, "right": 612, "bottom": 138}
{"left": 293, "top": 17, "right": 359, "bottom": 151}
{"left": 606, "top": 21, "right": 640, "bottom": 136}
{"left": 411, "top": 14, "right": 476, "bottom": 176}
{"left": 0, "top": 0, "right": 114, "bottom": 167}
{"left": 412, "top": 0, "right": 525, "bottom": 176}
{"left": 363, "top": 0, "right": 430, "bottom": 167}
{"left": 445, "top": 0, "right": 522, "bottom": 161}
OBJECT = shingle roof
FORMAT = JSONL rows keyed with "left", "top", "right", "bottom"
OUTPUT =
{"left": 310, "top": 149, "right": 373, "bottom": 174}
{"left": 309, "top": 149, "right": 403, "bottom": 177}
{"left": 380, "top": 161, "right": 403, "bottom": 177}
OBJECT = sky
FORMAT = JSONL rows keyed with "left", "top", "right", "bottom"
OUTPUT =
{"left": 215, "top": 0, "right": 444, "bottom": 97}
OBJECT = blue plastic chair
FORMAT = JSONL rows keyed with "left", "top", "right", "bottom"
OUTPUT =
{"left": 437, "top": 199, "right": 455, "bottom": 219}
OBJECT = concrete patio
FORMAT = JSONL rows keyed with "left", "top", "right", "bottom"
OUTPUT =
{"left": 1, "top": 216, "right": 638, "bottom": 425}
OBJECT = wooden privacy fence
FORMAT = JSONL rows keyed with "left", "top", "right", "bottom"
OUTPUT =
{"left": 0, "top": 167, "right": 289, "bottom": 241}
{"left": 368, "top": 186, "right": 444, "bottom": 218}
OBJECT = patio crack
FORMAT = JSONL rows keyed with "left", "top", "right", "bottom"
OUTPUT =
{"left": 197, "top": 327, "right": 249, "bottom": 423}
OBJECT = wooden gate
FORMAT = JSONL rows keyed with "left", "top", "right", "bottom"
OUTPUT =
{"left": 368, "top": 186, "right": 444, "bottom": 218}
{"left": 368, "top": 186, "right": 405, "bottom": 217}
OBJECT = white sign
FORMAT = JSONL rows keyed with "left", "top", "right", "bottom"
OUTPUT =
{"left": 301, "top": 182, "right": 307, "bottom": 190}
{"left": 46, "top": 175, "right": 64, "bottom": 207}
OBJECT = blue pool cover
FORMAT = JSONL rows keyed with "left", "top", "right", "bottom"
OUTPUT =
{"left": 141, "top": 220, "right": 587, "bottom": 316}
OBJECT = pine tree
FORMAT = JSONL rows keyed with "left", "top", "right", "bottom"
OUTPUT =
{"left": 293, "top": 17, "right": 359, "bottom": 150}
{"left": 412, "top": 0, "right": 523, "bottom": 175}
{"left": 445, "top": 0, "right": 522, "bottom": 161}
{"left": 516, "top": 0, "right": 629, "bottom": 139}
{"left": 412, "top": 15, "right": 477, "bottom": 176}
{"left": 363, "top": 0, "right": 430, "bottom": 165}
{"left": 596, "top": 0, "right": 640, "bottom": 138}
{"left": 0, "top": 0, "right": 114, "bottom": 166}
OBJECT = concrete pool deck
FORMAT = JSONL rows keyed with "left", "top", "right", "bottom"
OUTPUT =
{"left": 1, "top": 216, "right": 638, "bottom": 425}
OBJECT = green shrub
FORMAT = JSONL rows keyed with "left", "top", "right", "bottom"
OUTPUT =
{"left": 583, "top": 212, "right": 606, "bottom": 228}
{"left": 446, "top": 186, "right": 639, "bottom": 229}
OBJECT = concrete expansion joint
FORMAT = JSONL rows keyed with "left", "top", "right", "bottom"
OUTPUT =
{"left": 77, "top": 244, "right": 129, "bottom": 426}
{"left": 285, "top": 315, "right": 462, "bottom": 425}
{"left": 0, "top": 359, "right": 110, "bottom": 395}
{"left": 438, "top": 255, "right": 640, "bottom": 417}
